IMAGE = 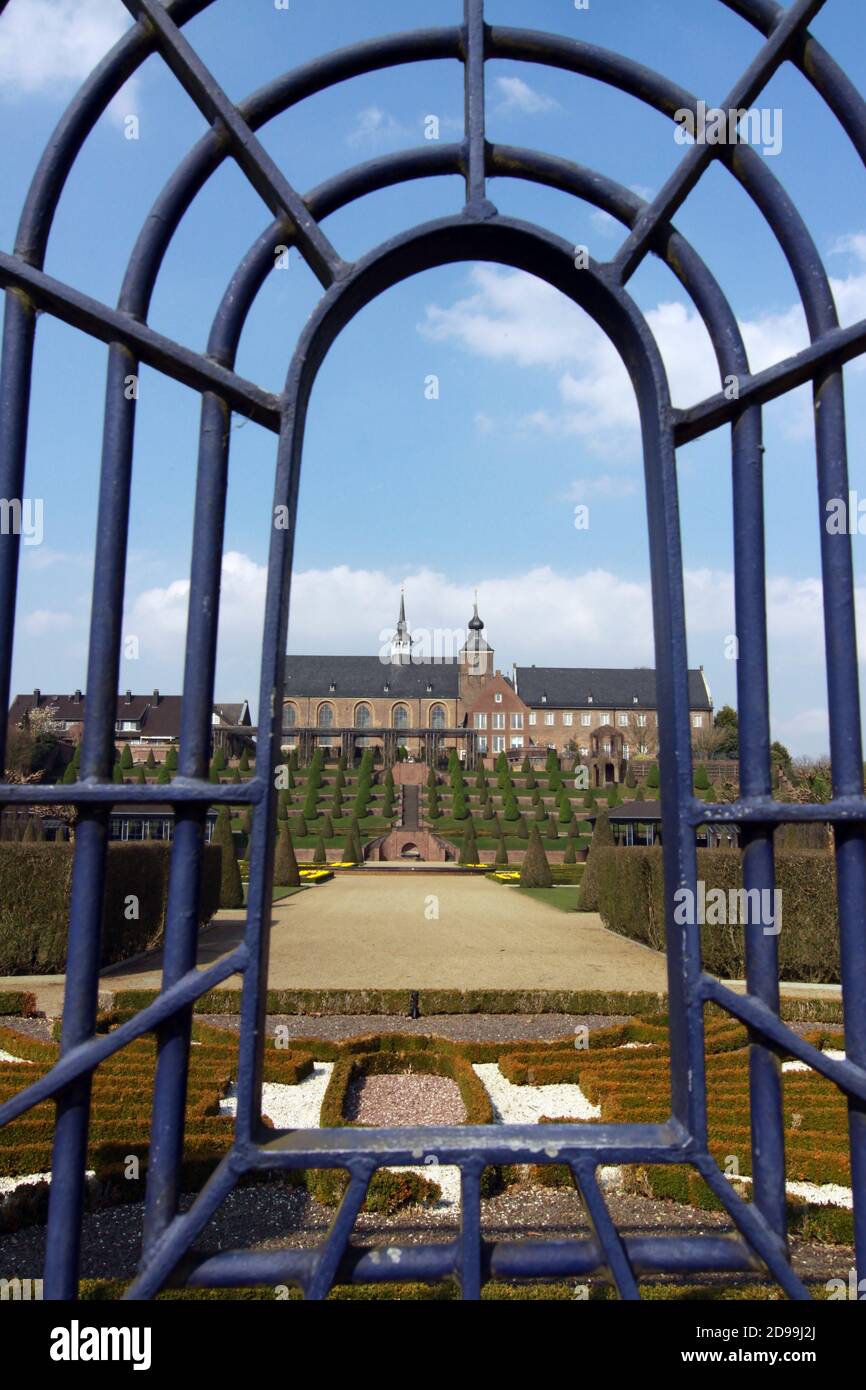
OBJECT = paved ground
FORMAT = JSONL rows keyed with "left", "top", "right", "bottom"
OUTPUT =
{"left": 1, "top": 871, "right": 842, "bottom": 1014}
{"left": 2, "top": 876, "right": 663, "bottom": 1011}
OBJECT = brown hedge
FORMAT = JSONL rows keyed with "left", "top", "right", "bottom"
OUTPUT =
{"left": 0, "top": 842, "right": 221, "bottom": 974}
{"left": 594, "top": 847, "right": 840, "bottom": 982}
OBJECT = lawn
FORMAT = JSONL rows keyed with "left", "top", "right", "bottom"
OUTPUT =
{"left": 517, "top": 886, "right": 582, "bottom": 912}
{"left": 241, "top": 884, "right": 307, "bottom": 904}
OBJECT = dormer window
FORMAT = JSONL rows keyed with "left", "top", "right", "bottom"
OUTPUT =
{"left": 632, "top": 694, "right": 639, "bottom": 704}
{"left": 383, "top": 683, "right": 390, "bottom": 693}
{"left": 426, "top": 682, "right": 433, "bottom": 693}
{"left": 587, "top": 694, "right": 593, "bottom": 703}
{"left": 329, "top": 682, "right": 336, "bottom": 692}
{"left": 541, "top": 693, "right": 547, "bottom": 704}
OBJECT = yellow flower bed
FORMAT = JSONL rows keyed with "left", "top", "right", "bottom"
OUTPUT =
{"left": 298, "top": 868, "right": 333, "bottom": 883}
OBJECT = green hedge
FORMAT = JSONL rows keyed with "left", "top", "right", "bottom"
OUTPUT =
{"left": 594, "top": 848, "right": 840, "bottom": 983}
{"left": 0, "top": 991, "right": 37, "bottom": 1017}
{"left": 0, "top": 843, "right": 220, "bottom": 974}
{"left": 108, "top": 984, "right": 842, "bottom": 1021}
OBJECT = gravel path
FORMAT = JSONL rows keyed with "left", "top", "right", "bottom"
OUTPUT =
{"left": 0, "top": 1179, "right": 852, "bottom": 1289}
{"left": 206, "top": 1013, "right": 632, "bottom": 1043}
{"left": 346, "top": 1075, "right": 466, "bottom": 1126}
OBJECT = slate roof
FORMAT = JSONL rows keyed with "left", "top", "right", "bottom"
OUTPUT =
{"left": 514, "top": 667, "right": 711, "bottom": 711}
{"left": 213, "top": 701, "right": 250, "bottom": 726}
{"left": 284, "top": 655, "right": 460, "bottom": 700}
{"left": 8, "top": 692, "right": 244, "bottom": 739}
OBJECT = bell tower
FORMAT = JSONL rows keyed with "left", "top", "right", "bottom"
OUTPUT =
{"left": 458, "top": 594, "right": 493, "bottom": 705}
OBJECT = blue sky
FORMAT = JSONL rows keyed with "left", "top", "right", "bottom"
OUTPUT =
{"left": 1, "top": 0, "right": 864, "bottom": 754}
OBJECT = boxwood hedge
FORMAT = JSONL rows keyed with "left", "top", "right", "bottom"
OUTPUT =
{"left": 0, "top": 843, "right": 221, "bottom": 974}
{"left": 594, "top": 847, "right": 840, "bottom": 983}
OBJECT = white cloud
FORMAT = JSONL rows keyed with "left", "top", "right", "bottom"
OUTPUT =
{"left": 21, "top": 608, "right": 76, "bottom": 635}
{"left": 494, "top": 75, "right": 559, "bottom": 115}
{"left": 0, "top": 0, "right": 135, "bottom": 117}
{"left": 346, "top": 105, "right": 405, "bottom": 148}
{"left": 830, "top": 232, "right": 866, "bottom": 262}
{"left": 566, "top": 476, "right": 638, "bottom": 501}
{"left": 76, "top": 553, "right": 861, "bottom": 756}
{"left": 418, "top": 254, "right": 866, "bottom": 444}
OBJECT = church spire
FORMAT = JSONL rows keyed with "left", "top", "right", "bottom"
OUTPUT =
{"left": 390, "top": 587, "right": 413, "bottom": 664}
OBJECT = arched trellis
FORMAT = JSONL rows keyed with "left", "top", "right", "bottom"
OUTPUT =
{"left": 0, "top": 0, "right": 863, "bottom": 1301}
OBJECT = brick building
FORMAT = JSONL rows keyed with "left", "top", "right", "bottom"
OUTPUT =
{"left": 282, "top": 595, "right": 713, "bottom": 780}
{"left": 7, "top": 690, "right": 253, "bottom": 763}
{"left": 9, "top": 597, "right": 713, "bottom": 783}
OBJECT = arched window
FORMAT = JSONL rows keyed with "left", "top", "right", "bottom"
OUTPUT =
{"left": 392, "top": 704, "right": 410, "bottom": 730}
{"left": 317, "top": 702, "right": 334, "bottom": 726}
{"left": 355, "top": 703, "right": 372, "bottom": 728}
{"left": 282, "top": 702, "right": 297, "bottom": 729}
{"left": 429, "top": 704, "right": 446, "bottom": 729}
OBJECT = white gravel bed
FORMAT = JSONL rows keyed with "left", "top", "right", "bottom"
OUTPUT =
{"left": 219, "top": 1063, "right": 334, "bottom": 1130}
{"left": 783, "top": 1049, "right": 845, "bottom": 1073}
{"left": 472, "top": 1063, "right": 601, "bottom": 1124}
{"left": 1, "top": 1169, "right": 95, "bottom": 1197}
{"left": 0, "top": 1050, "right": 29, "bottom": 1064}
{"left": 729, "top": 1171, "right": 852, "bottom": 1210}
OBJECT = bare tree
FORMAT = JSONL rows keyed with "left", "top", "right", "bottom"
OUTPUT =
{"left": 691, "top": 722, "right": 727, "bottom": 759}
{"left": 625, "top": 713, "right": 659, "bottom": 759}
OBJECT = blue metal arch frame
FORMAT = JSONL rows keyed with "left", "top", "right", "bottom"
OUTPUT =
{"left": 0, "top": 0, "right": 864, "bottom": 1301}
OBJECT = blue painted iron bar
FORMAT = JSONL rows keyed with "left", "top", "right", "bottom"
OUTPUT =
{"left": 42, "top": 813, "right": 104, "bottom": 1299}
{"left": 729, "top": 350, "right": 787, "bottom": 1244}
{"left": 142, "top": 377, "right": 235, "bottom": 1255}
{"left": 673, "top": 316, "right": 866, "bottom": 443}
{"left": 181, "top": 1233, "right": 758, "bottom": 1289}
{"left": 459, "top": 1160, "right": 484, "bottom": 1299}
{"left": 0, "top": 947, "right": 247, "bottom": 1129}
{"left": 0, "top": 292, "right": 36, "bottom": 777}
{"left": 43, "top": 333, "right": 143, "bottom": 1299}
{"left": 250, "top": 1120, "right": 691, "bottom": 1167}
{"left": 701, "top": 978, "right": 866, "bottom": 1103}
{"left": 692, "top": 1157, "right": 811, "bottom": 1300}
{"left": 723, "top": 0, "right": 866, "bottom": 167}
{"left": 230, "top": 375, "right": 302, "bottom": 1145}
{"left": 117, "top": 34, "right": 463, "bottom": 324}
{"left": 811, "top": 353, "right": 866, "bottom": 1284}
{"left": 609, "top": 0, "right": 829, "bottom": 283}
{"left": 689, "top": 794, "right": 866, "bottom": 823}
{"left": 0, "top": 779, "right": 264, "bottom": 804}
{"left": 0, "top": 253, "right": 281, "bottom": 431}
{"left": 462, "top": 0, "right": 493, "bottom": 215}
{"left": 120, "top": 0, "right": 343, "bottom": 288}
{"left": 571, "top": 1161, "right": 639, "bottom": 1298}
{"left": 305, "top": 1167, "right": 375, "bottom": 1300}
{"left": 125, "top": 1152, "right": 243, "bottom": 1300}
{"left": 489, "top": 1233, "right": 758, "bottom": 1280}
{"left": 12, "top": 1, "right": 215, "bottom": 268}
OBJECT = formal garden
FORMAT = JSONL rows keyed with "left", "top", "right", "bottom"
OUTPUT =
{"left": 0, "top": 999, "right": 852, "bottom": 1297}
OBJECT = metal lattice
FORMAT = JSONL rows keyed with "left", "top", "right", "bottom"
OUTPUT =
{"left": 0, "top": 0, "right": 864, "bottom": 1300}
